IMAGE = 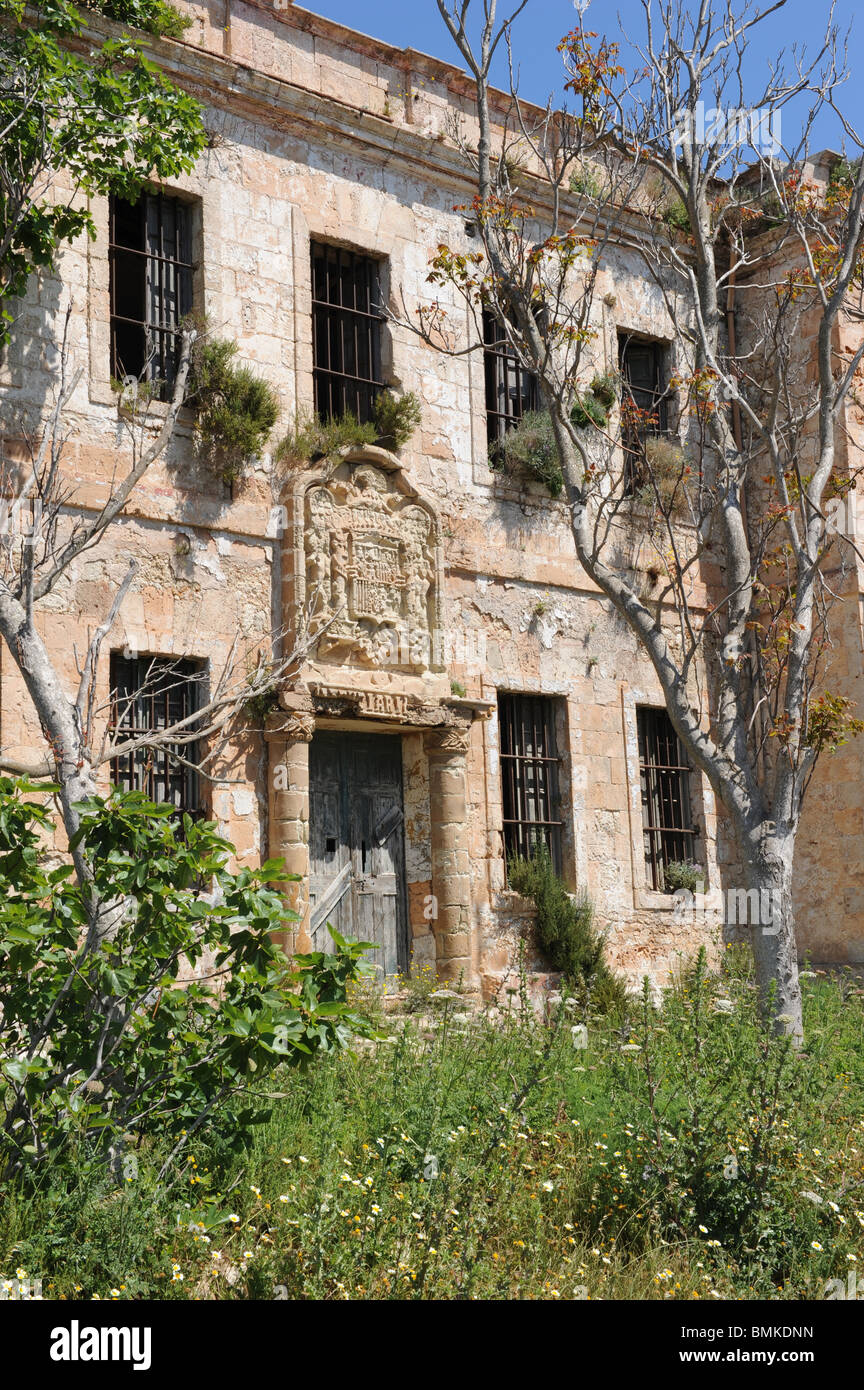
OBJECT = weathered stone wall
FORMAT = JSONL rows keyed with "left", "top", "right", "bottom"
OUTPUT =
{"left": 8, "top": 2, "right": 838, "bottom": 999}
{"left": 732, "top": 193, "right": 864, "bottom": 966}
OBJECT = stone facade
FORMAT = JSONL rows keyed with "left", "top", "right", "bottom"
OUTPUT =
{"left": 2, "top": 3, "right": 863, "bottom": 999}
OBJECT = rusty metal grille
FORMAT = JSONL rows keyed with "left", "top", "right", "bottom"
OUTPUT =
{"left": 636, "top": 706, "right": 697, "bottom": 889}
{"left": 484, "top": 310, "right": 540, "bottom": 449}
{"left": 109, "top": 195, "right": 194, "bottom": 399}
{"left": 499, "top": 693, "right": 563, "bottom": 876}
{"left": 109, "top": 655, "right": 204, "bottom": 816}
{"left": 311, "top": 242, "right": 385, "bottom": 424}
{"left": 619, "top": 334, "right": 669, "bottom": 493}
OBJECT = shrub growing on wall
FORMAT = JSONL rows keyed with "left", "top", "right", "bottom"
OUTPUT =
{"left": 372, "top": 389, "right": 422, "bottom": 449}
{"left": 508, "top": 843, "right": 628, "bottom": 1013}
{"left": 276, "top": 390, "right": 422, "bottom": 468}
{"left": 492, "top": 375, "right": 617, "bottom": 496}
{"left": 191, "top": 339, "right": 280, "bottom": 483}
{"left": 490, "top": 410, "right": 564, "bottom": 495}
{"left": 276, "top": 411, "right": 378, "bottom": 467}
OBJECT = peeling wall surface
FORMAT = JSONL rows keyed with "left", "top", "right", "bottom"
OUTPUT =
{"left": 2, "top": 3, "right": 862, "bottom": 999}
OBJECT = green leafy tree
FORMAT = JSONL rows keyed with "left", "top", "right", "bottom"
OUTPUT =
{"left": 0, "top": 0, "right": 205, "bottom": 337}
{"left": 0, "top": 779, "right": 373, "bottom": 1180}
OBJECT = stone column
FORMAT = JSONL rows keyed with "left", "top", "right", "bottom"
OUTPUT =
{"left": 266, "top": 707, "right": 315, "bottom": 953}
{"left": 424, "top": 721, "right": 476, "bottom": 987}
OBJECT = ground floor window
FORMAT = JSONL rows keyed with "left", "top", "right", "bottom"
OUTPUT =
{"left": 498, "top": 692, "right": 563, "bottom": 876}
{"left": 109, "top": 654, "right": 205, "bottom": 815}
{"left": 636, "top": 705, "right": 697, "bottom": 889}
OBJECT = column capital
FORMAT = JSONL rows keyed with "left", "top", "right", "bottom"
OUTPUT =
{"left": 265, "top": 709, "right": 316, "bottom": 744}
{"left": 424, "top": 719, "right": 472, "bottom": 756}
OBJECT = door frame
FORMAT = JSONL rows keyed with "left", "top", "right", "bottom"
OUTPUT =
{"left": 308, "top": 727, "right": 411, "bottom": 976}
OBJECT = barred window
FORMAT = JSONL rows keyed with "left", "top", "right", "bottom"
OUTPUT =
{"left": 484, "top": 310, "right": 540, "bottom": 449}
{"left": 636, "top": 706, "right": 698, "bottom": 890}
{"left": 109, "top": 194, "right": 195, "bottom": 398}
{"left": 499, "top": 693, "right": 563, "bottom": 876}
{"left": 618, "top": 334, "right": 669, "bottom": 493}
{"left": 109, "top": 654, "right": 205, "bottom": 816}
{"left": 311, "top": 242, "right": 385, "bottom": 424}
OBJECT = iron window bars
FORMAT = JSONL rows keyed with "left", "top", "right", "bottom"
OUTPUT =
{"left": 484, "top": 310, "right": 540, "bottom": 449}
{"left": 618, "top": 334, "right": 670, "bottom": 493}
{"left": 109, "top": 654, "right": 204, "bottom": 817}
{"left": 311, "top": 242, "right": 386, "bottom": 424}
{"left": 109, "top": 195, "right": 194, "bottom": 399}
{"left": 636, "top": 705, "right": 698, "bottom": 890}
{"left": 499, "top": 692, "right": 563, "bottom": 877}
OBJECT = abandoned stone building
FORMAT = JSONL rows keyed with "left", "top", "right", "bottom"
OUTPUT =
{"left": 2, "top": 2, "right": 863, "bottom": 999}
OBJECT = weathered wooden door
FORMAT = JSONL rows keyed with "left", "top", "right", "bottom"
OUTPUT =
{"left": 309, "top": 732, "right": 408, "bottom": 977}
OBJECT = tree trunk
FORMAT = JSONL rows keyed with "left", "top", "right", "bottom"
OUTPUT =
{"left": 744, "top": 840, "right": 803, "bottom": 1042}
{"left": 0, "top": 596, "right": 98, "bottom": 887}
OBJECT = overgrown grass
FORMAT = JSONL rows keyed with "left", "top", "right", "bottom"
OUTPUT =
{"left": 2, "top": 953, "right": 863, "bottom": 1300}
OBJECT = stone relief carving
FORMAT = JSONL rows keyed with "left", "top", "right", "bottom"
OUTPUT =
{"left": 424, "top": 722, "right": 472, "bottom": 755}
{"left": 304, "top": 463, "right": 437, "bottom": 672}
{"left": 266, "top": 709, "right": 316, "bottom": 743}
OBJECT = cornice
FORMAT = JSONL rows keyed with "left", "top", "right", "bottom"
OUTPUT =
{"left": 64, "top": 12, "right": 656, "bottom": 247}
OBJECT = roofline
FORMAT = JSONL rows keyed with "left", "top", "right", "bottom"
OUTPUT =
{"left": 232, "top": 0, "right": 553, "bottom": 119}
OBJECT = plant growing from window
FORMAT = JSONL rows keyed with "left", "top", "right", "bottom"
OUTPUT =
{"left": 372, "top": 389, "right": 422, "bottom": 449}
{"left": 507, "top": 844, "right": 628, "bottom": 1013}
{"left": 276, "top": 391, "right": 421, "bottom": 468}
{"left": 276, "top": 411, "right": 378, "bottom": 467}
{"left": 634, "top": 436, "right": 692, "bottom": 513}
{"left": 661, "top": 860, "right": 705, "bottom": 894}
{"left": 191, "top": 338, "right": 280, "bottom": 483}
{"left": 490, "top": 409, "right": 563, "bottom": 495}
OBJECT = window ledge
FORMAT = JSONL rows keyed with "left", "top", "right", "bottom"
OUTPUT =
{"left": 635, "top": 888, "right": 680, "bottom": 912}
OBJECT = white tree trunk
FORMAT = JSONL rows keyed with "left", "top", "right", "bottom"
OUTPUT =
{"left": 0, "top": 594, "right": 96, "bottom": 877}
{"left": 744, "top": 837, "right": 803, "bottom": 1042}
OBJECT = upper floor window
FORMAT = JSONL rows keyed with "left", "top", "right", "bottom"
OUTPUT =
{"left": 484, "top": 310, "right": 540, "bottom": 450}
{"left": 499, "top": 692, "right": 563, "bottom": 876}
{"left": 618, "top": 333, "right": 670, "bottom": 492}
{"left": 109, "top": 194, "right": 195, "bottom": 399}
{"left": 636, "top": 706, "right": 697, "bottom": 890}
{"left": 109, "top": 653, "right": 205, "bottom": 817}
{"left": 311, "top": 242, "right": 385, "bottom": 424}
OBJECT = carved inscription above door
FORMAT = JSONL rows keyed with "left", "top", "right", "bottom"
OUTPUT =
{"left": 304, "top": 463, "right": 439, "bottom": 673}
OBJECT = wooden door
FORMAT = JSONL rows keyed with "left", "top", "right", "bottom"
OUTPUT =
{"left": 309, "top": 732, "right": 408, "bottom": 977}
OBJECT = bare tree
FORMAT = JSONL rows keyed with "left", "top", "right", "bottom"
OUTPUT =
{"left": 415, "top": 0, "right": 864, "bottom": 1038}
{"left": 0, "top": 313, "right": 306, "bottom": 927}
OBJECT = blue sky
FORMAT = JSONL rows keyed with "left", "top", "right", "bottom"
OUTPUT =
{"left": 303, "top": 0, "right": 861, "bottom": 153}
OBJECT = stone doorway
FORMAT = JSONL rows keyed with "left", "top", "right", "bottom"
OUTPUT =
{"left": 308, "top": 730, "right": 409, "bottom": 977}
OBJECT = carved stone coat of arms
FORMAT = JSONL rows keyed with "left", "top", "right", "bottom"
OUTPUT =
{"left": 304, "top": 464, "right": 438, "bottom": 672}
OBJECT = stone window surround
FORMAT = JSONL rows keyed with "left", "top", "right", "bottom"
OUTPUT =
{"left": 616, "top": 325, "right": 680, "bottom": 440}
{"left": 87, "top": 179, "right": 210, "bottom": 410}
{"left": 108, "top": 649, "right": 207, "bottom": 816}
{"left": 93, "top": 636, "right": 211, "bottom": 802}
{"left": 621, "top": 685, "right": 719, "bottom": 911}
{"left": 469, "top": 301, "right": 682, "bottom": 500}
{"left": 289, "top": 206, "right": 398, "bottom": 417}
{"left": 485, "top": 682, "right": 578, "bottom": 898}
